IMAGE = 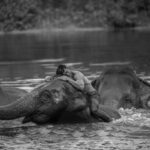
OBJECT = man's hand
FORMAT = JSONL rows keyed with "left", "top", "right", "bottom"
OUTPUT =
{"left": 45, "top": 76, "right": 52, "bottom": 82}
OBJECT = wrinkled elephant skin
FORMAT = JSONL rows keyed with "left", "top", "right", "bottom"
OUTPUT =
{"left": 0, "top": 86, "right": 27, "bottom": 105}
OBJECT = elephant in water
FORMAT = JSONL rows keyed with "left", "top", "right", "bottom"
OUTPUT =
{"left": 0, "top": 86, "right": 27, "bottom": 105}
{"left": 0, "top": 78, "right": 120, "bottom": 124}
{"left": 92, "top": 67, "right": 150, "bottom": 109}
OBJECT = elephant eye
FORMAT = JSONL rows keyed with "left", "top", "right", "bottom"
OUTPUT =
{"left": 39, "top": 90, "right": 52, "bottom": 104}
{"left": 122, "top": 95, "right": 132, "bottom": 103}
{"left": 125, "top": 97, "right": 131, "bottom": 102}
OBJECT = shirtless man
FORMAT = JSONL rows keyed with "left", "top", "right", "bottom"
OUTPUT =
{"left": 54, "top": 65, "right": 116, "bottom": 122}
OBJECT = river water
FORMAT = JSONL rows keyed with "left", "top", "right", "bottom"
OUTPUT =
{"left": 0, "top": 29, "right": 150, "bottom": 149}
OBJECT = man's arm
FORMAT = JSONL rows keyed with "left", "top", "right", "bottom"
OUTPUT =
{"left": 44, "top": 74, "right": 60, "bottom": 82}
{"left": 57, "top": 74, "right": 84, "bottom": 91}
{"left": 66, "top": 77, "right": 84, "bottom": 91}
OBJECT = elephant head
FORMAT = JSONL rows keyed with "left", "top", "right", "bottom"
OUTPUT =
{"left": 0, "top": 79, "right": 90, "bottom": 124}
{"left": 0, "top": 77, "right": 121, "bottom": 124}
{"left": 92, "top": 67, "right": 150, "bottom": 109}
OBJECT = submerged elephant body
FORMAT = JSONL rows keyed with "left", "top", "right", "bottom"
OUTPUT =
{"left": 0, "top": 78, "right": 120, "bottom": 124}
{"left": 92, "top": 67, "right": 150, "bottom": 109}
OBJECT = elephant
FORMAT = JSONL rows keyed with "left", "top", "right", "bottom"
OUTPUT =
{"left": 92, "top": 67, "right": 150, "bottom": 109}
{"left": 0, "top": 78, "right": 120, "bottom": 125}
{"left": 0, "top": 86, "right": 27, "bottom": 105}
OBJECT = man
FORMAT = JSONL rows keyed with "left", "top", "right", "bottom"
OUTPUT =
{"left": 56, "top": 65, "right": 95, "bottom": 92}
{"left": 54, "top": 64, "right": 115, "bottom": 122}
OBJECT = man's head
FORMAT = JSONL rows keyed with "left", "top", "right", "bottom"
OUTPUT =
{"left": 56, "top": 65, "right": 71, "bottom": 76}
{"left": 56, "top": 65, "right": 67, "bottom": 75}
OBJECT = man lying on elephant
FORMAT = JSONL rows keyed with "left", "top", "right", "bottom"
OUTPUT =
{"left": 50, "top": 65, "right": 120, "bottom": 122}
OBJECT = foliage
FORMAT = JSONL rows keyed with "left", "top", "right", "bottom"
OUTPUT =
{"left": 0, "top": 0, "right": 150, "bottom": 31}
{"left": 0, "top": 0, "right": 40, "bottom": 31}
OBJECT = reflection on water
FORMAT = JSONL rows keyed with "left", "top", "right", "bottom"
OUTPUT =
{"left": 0, "top": 30, "right": 150, "bottom": 81}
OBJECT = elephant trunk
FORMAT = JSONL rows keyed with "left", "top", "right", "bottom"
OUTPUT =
{"left": 0, "top": 82, "right": 50, "bottom": 120}
{"left": 0, "top": 92, "right": 38, "bottom": 120}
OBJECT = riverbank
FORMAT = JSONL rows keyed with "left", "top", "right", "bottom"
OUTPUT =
{"left": 1, "top": 25, "right": 150, "bottom": 36}
{"left": 0, "top": 0, "right": 150, "bottom": 32}
{"left": 0, "top": 27, "right": 107, "bottom": 35}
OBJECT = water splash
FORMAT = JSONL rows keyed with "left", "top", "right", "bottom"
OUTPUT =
{"left": 114, "top": 108, "right": 150, "bottom": 128}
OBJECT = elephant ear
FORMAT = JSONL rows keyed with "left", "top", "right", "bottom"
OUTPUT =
{"left": 91, "top": 76, "right": 102, "bottom": 90}
{"left": 118, "top": 67, "right": 141, "bottom": 90}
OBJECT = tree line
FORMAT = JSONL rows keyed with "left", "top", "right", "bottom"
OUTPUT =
{"left": 0, "top": 0, "right": 150, "bottom": 31}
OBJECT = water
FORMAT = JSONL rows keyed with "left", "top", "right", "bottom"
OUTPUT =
{"left": 0, "top": 29, "right": 150, "bottom": 82}
{"left": 0, "top": 29, "right": 150, "bottom": 149}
